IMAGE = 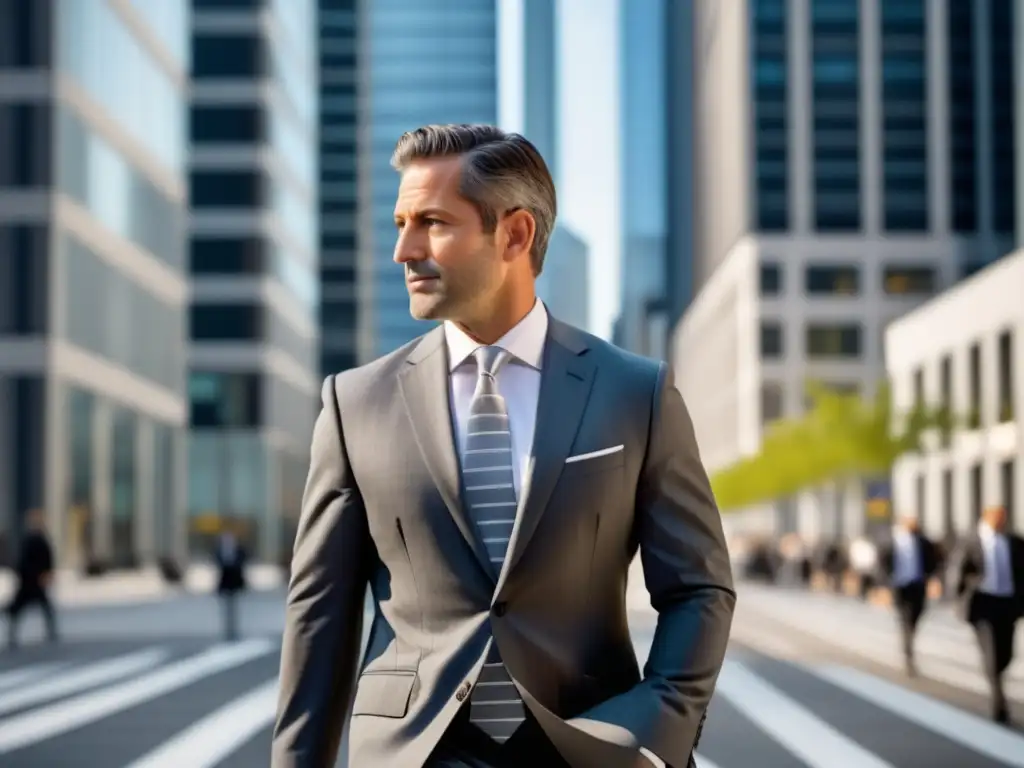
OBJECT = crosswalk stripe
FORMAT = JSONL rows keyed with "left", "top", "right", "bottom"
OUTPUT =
{"left": 715, "top": 660, "right": 895, "bottom": 768}
{"left": 0, "top": 638, "right": 274, "bottom": 754}
{"left": 0, "top": 663, "right": 63, "bottom": 693}
{"left": 0, "top": 648, "right": 169, "bottom": 716}
{"left": 811, "top": 664, "right": 1024, "bottom": 767}
{"left": 125, "top": 678, "right": 279, "bottom": 768}
{"left": 694, "top": 754, "right": 723, "bottom": 768}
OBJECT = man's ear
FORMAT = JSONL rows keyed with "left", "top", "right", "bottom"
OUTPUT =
{"left": 499, "top": 209, "right": 536, "bottom": 266}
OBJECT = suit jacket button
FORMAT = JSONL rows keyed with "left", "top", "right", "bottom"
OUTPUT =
{"left": 456, "top": 682, "right": 471, "bottom": 702}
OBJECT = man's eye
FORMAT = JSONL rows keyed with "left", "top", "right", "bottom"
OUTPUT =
{"left": 424, "top": 218, "right": 443, "bottom": 226}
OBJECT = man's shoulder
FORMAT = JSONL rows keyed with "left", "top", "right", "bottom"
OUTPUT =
{"left": 556, "top": 320, "right": 665, "bottom": 380}
{"left": 323, "top": 328, "right": 440, "bottom": 399}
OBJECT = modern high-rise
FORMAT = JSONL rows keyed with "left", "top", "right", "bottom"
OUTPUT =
{"left": 363, "top": 0, "right": 498, "bottom": 357}
{"left": 188, "top": 0, "right": 320, "bottom": 561}
{"left": 0, "top": 0, "right": 190, "bottom": 571}
{"left": 318, "top": 0, "right": 361, "bottom": 377}
{"left": 674, "top": 0, "right": 1016, "bottom": 539}
{"left": 615, "top": 0, "right": 695, "bottom": 360}
{"left": 498, "top": 0, "right": 591, "bottom": 330}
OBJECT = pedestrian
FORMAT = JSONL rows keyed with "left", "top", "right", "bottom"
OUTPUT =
{"left": 877, "top": 516, "right": 939, "bottom": 676}
{"left": 5, "top": 509, "right": 58, "bottom": 648}
{"left": 213, "top": 525, "right": 247, "bottom": 642}
{"left": 271, "top": 124, "right": 735, "bottom": 768}
{"left": 953, "top": 505, "right": 1024, "bottom": 724}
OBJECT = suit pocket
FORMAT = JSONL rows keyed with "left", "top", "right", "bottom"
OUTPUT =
{"left": 560, "top": 448, "right": 626, "bottom": 479}
{"left": 351, "top": 670, "right": 417, "bottom": 718}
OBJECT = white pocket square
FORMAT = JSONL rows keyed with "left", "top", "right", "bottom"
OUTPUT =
{"left": 565, "top": 445, "right": 624, "bottom": 464}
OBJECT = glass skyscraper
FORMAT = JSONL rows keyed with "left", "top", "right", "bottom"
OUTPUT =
{"left": 188, "top": 0, "right": 319, "bottom": 562}
{"left": 362, "top": 0, "right": 498, "bottom": 357}
{"left": 0, "top": 0, "right": 190, "bottom": 571}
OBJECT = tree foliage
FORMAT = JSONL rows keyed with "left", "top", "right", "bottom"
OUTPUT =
{"left": 710, "top": 380, "right": 954, "bottom": 512}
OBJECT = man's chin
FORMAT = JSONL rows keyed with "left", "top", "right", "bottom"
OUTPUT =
{"left": 408, "top": 296, "right": 449, "bottom": 321}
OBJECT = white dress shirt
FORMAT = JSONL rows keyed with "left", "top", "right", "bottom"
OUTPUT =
{"left": 978, "top": 522, "right": 1015, "bottom": 597}
{"left": 445, "top": 298, "right": 547, "bottom": 498}
{"left": 891, "top": 528, "right": 922, "bottom": 587}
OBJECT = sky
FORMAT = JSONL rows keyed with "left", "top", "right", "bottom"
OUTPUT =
{"left": 498, "top": 0, "right": 622, "bottom": 340}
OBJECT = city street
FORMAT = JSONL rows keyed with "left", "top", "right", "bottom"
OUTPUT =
{"left": 0, "top": 584, "right": 1022, "bottom": 767}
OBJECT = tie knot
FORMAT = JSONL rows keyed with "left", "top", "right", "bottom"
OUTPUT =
{"left": 473, "top": 345, "right": 510, "bottom": 378}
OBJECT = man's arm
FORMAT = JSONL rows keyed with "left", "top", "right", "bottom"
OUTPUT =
{"left": 271, "top": 375, "right": 374, "bottom": 768}
{"left": 573, "top": 363, "right": 736, "bottom": 767}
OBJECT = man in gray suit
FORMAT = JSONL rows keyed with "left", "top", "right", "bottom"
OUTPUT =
{"left": 271, "top": 124, "right": 735, "bottom": 768}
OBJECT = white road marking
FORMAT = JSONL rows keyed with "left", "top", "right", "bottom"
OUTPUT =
{"left": 694, "top": 754, "right": 724, "bottom": 768}
{"left": 715, "top": 660, "right": 894, "bottom": 768}
{"left": 0, "top": 663, "right": 63, "bottom": 693}
{"left": 0, "top": 648, "right": 169, "bottom": 716}
{"left": 0, "top": 638, "right": 274, "bottom": 754}
{"left": 125, "top": 678, "right": 280, "bottom": 768}
{"left": 812, "top": 664, "right": 1024, "bottom": 767}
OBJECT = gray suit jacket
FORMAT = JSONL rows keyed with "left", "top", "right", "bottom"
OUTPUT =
{"left": 271, "top": 317, "right": 736, "bottom": 768}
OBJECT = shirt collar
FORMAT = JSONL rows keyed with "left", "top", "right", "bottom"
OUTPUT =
{"left": 444, "top": 298, "right": 548, "bottom": 372}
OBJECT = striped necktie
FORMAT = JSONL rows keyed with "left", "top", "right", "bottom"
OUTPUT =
{"left": 462, "top": 345, "right": 526, "bottom": 742}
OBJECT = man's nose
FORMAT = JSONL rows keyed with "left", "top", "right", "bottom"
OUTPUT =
{"left": 393, "top": 230, "right": 426, "bottom": 264}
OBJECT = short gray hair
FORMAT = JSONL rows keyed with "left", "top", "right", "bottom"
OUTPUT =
{"left": 390, "top": 124, "right": 557, "bottom": 275}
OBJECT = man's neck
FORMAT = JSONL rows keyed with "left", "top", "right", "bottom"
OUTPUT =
{"left": 456, "top": 293, "right": 537, "bottom": 345}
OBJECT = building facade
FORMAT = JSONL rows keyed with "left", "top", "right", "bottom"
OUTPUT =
{"left": 676, "top": 0, "right": 1016, "bottom": 540}
{"left": 362, "top": 0, "right": 498, "bottom": 357}
{"left": 188, "top": 0, "right": 319, "bottom": 561}
{"left": 0, "top": 0, "right": 190, "bottom": 570}
{"left": 887, "top": 252, "right": 1024, "bottom": 538}
{"left": 318, "top": 0, "right": 361, "bottom": 378}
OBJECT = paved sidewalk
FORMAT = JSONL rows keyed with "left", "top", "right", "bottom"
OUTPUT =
{"left": 0, "top": 562, "right": 285, "bottom": 608}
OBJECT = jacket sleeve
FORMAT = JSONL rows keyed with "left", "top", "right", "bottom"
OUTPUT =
{"left": 571, "top": 363, "right": 736, "bottom": 767}
{"left": 271, "top": 375, "right": 374, "bottom": 768}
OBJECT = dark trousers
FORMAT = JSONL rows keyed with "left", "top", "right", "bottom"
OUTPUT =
{"left": 894, "top": 580, "right": 927, "bottom": 668}
{"left": 971, "top": 593, "right": 1018, "bottom": 719}
{"left": 6, "top": 584, "right": 58, "bottom": 646}
{"left": 219, "top": 591, "right": 240, "bottom": 641}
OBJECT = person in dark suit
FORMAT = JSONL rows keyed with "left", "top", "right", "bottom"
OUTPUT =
{"left": 5, "top": 509, "right": 57, "bottom": 648}
{"left": 271, "top": 125, "right": 735, "bottom": 768}
{"left": 954, "top": 505, "right": 1024, "bottom": 724}
{"left": 878, "top": 516, "right": 939, "bottom": 676}
{"left": 214, "top": 527, "right": 248, "bottom": 641}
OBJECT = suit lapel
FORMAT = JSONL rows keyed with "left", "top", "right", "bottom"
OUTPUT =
{"left": 398, "top": 328, "right": 495, "bottom": 581}
{"left": 500, "top": 319, "right": 596, "bottom": 583}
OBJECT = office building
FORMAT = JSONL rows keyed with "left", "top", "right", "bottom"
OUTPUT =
{"left": 319, "top": 0, "right": 361, "bottom": 377}
{"left": 615, "top": 0, "right": 695, "bottom": 360}
{"left": 887, "top": 252, "right": 1023, "bottom": 538}
{"left": 0, "top": 0, "right": 190, "bottom": 571}
{"left": 364, "top": 0, "right": 498, "bottom": 356}
{"left": 674, "top": 0, "right": 1016, "bottom": 540}
{"left": 188, "top": 0, "right": 319, "bottom": 561}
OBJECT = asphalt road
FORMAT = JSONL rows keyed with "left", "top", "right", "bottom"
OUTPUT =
{"left": 1, "top": 584, "right": 1022, "bottom": 767}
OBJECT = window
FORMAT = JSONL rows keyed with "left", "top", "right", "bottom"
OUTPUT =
{"left": 190, "top": 303, "right": 263, "bottom": 340}
{"left": 759, "top": 263, "right": 782, "bottom": 295}
{"left": 321, "top": 265, "right": 356, "bottom": 284}
{"left": 970, "top": 463, "right": 983, "bottom": 522}
{"left": 968, "top": 343, "right": 981, "bottom": 428}
{"left": 883, "top": 266, "right": 936, "bottom": 295}
{"left": 805, "top": 265, "right": 860, "bottom": 295}
{"left": 322, "top": 234, "right": 357, "bottom": 251}
{"left": 0, "top": 225, "right": 49, "bottom": 334}
{"left": 190, "top": 238, "right": 264, "bottom": 275}
{"left": 912, "top": 367, "right": 924, "bottom": 408}
{"left": 321, "top": 351, "right": 357, "bottom": 377}
{"left": 760, "top": 382, "right": 784, "bottom": 425}
{"left": 189, "top": 371, "right": 262, "bottom": 428}
{"left": 942, "top": 469, "right": 954, "bottom": 542}
{"left": 190, "top": 171, "right": 263, "bottom": 208}
{"left": 939, "top": 353, "right": 952, "bottom": 445}
{"left": 190, "top": 106, "right": 263, "bottom": 144}
{"left": 194, "top": 0, "right": 259, "bottom": 7}
{"left": 1001, "top": 459, "right": 1016, "bottom": 529}
{"left": 806, "top": 324, "right": 862, "bottom": 358}
{"left": 321, "top": 301, "right": 357, "bottom": 332}
{"left": 192, "top": 34, "right": 264, "bottom": 78}
{"left": 0, "top": 103, "right": 51, "bottom": 187}
{"left": 760, "top": 322, "right": 784, "bottom": 358}
{"left": 998, "top": 329, "right": 1014, "bottom": 421}
{"left": 915, "top": 473, "right": 926, "bottom": 522}
{"left": 0, "top": 0, "right": 51, "bottom": 68}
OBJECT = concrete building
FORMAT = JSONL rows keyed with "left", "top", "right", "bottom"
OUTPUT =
{"left": 362, "top": 0, "right": 498, "bottom": 357}
{"left": 188, "top": 0, "right": 320, "bottom": 561}
{"left": 541, "top": 225, "right": 590, "bottom": 331}
{"left": 0, "top": 0, "right": 190, "bottom": 570}
{"left": 674, "top": 0, "right": 1016, "bottom": 541}
{"left": 318, "top": 0, "right": 361, "bottom": 377}
{"left": 615, "top": 0, "right": 695, "bottom": 360}
{"left": 886, "top": 251, "right": 1024, "bottom": 538}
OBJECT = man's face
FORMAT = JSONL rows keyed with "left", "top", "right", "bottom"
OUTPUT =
{"left": 393, "top": 156, "right": 504, "bottom": 322}
{"left": 985, "top": 506, "right": 1007, "bottom": 532}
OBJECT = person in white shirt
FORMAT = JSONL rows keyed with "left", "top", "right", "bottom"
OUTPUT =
{"left": 954, "top": 505, "right": 1024, "bottom": 724}
{"left": 878, "top": 516, "right": 938, "bottom": 677}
